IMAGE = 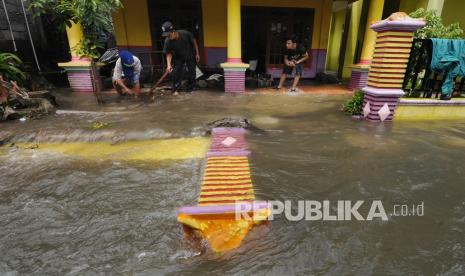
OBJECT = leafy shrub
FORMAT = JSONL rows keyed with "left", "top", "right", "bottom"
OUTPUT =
{"left": 343, "top": 90, "right": 364, "bottom": 115}
{"left": 410, "top": 8, "right": 464, "bottom": 39}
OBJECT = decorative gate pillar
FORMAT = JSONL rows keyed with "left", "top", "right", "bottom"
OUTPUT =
{"left": 362, "top": 14, "right": 425, "bottom": 122}
{"left": 58, "top": 22, "right": 94, "bottom": 93}
{"left": 220, "top": 0, "right": 249, "bottom": 93}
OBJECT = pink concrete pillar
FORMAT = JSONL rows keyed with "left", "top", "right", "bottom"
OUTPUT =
{"left": 362, "top": 14, "right": 425, "bottom": 122}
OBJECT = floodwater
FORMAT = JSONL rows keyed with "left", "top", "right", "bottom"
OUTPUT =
{"left": 0, "top": 90, "right": 464, "bottom": 275}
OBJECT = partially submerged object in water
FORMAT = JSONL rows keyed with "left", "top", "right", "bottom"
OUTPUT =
{"left": 177, "top": 127, "right": 270, "bottom": 252}
{"left": 206, "top": 117, "right": 251, "bottom": 130}
{"left": 189, "top": 117, "right": 265, "bottom": 137}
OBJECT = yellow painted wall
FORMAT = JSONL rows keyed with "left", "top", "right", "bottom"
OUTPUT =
{"left": 441, "top": 0, "right": 465, "bottom": 36}
{"left": 112, "top": 0, "right": 152, "bottom": 46}
{"left": 319, "top": 0, "right": 333, "bottom": 50}
{"left": 112, "top": 0, "right": 333, "bottom": 68}
{"left": 398, "top": 0, "right": 428, "bottom": 13}
{"left": 326, "top": 8, "right": 346, "bottom": 71}
{"left": 202, "top": 0, "right": 228, "bottom": 47}
{"left": 243, "top": 0, "right": 321, "bottom": 8}
{"left": 342, "top": 0, "right": 363, "bottom": 78}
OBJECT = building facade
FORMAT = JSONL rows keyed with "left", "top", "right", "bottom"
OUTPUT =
{"left": 58, "top": 0, "right": 465, "bottom": 93}
{"left": 112, "top": 0, "right": 333, "bottom": 82}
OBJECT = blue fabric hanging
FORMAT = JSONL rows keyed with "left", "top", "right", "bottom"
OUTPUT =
{"left": 430, "top": 38, "right": 465, "bottom": 95}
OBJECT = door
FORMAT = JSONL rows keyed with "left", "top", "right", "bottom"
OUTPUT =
{"left": 241, "top": 7, "right": 314, "bottom": 74}
{"left": 147, "top": 0, "right": 204, "bottom": 67}
{"left": 267, "top": 9, "right": 314, "bottom": 68}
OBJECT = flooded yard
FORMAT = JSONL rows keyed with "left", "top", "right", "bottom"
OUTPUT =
{"left": 0, "top": 90, "right": 464, "bottom": 275}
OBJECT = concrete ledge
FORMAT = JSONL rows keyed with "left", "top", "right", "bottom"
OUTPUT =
{"left": 399, "top": 98, "right": 465, "bottom": 106}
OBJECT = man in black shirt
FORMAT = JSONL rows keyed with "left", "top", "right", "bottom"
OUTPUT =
{"left": 274, "top": 36, "right": 309, "bottom": 92}
{"left": 162, "top": 21, "right": 200, "bottom": 95}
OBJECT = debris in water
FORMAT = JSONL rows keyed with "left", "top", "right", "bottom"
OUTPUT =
{"left": 0, "top": 76, "right": 55, "bottom": 121}
{"left": 15, "top": 143, "right": 39, "bottom": 149}
{"left": 88, "top": 121, "right": 112, "bottom": 130}
{"left": 189, "top": 117, "right": 266, "bottom": 136}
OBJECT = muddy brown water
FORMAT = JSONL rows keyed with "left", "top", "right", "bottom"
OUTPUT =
{"left": 0, "top": 90, "right": 464, "bottom": 275}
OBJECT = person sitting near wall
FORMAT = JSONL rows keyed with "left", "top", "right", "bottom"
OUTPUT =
{"left": 274, "top": 36, "right": 309, "bottom": 92}
{"left": 112, "top": 50, "right": 142, "bottom": 99}
{"left": 162, "top": 21, "right": 200, "bottom": 96}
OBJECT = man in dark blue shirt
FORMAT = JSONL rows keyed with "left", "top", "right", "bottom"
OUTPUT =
{"left": 162, "top": 21, "right": 200, "bottom": 95}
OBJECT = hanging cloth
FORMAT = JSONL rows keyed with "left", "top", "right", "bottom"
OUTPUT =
{"left": 430, "top": 38, "right": 465, "bottom": 96}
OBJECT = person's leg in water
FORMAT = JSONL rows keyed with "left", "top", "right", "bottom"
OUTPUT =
{"left": 290, "top": 76, "right": 301, "bottom": 92}
{"left": 290, "top": 64, "right": 303, "bottom": 92}
{"left": 172, "top": 59, "right": 184, "bottom": 95}
{"left": 274, "top": 73, "right": 287, "bottom": 89}
{"left": 185, "top": 58, "right": 197, "bottom": 92}
{"left": 274, "top": 65, "right": 292, "bottom": 89}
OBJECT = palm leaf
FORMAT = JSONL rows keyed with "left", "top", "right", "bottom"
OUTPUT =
{"left": 0, "top": 53, "right": 26, "bottom": 82}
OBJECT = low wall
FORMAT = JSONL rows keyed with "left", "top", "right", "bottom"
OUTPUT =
{"left": 395, "top": 98, "right": 465, "bottom": 120}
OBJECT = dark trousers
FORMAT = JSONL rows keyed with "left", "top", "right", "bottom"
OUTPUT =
{"left": 172, "top": 58, "right": 196, "bottom": 92}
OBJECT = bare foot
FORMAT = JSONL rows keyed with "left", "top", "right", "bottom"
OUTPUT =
{"left": 173, "top": 91, "right": 179, "bottom": 96}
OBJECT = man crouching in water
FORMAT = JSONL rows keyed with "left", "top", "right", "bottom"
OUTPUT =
{"left": 162, "top": 21, "right": 200, "bottom": 96}
{"left": 274, "top": 36, "right": 309, "bottom": 92}
{"left": 113, "top": 50, "right": 142, "bottom": 99}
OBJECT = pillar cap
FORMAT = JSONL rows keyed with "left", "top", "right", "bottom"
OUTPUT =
{"left": 350, "top": 64, "right": 370, "bottom": 70}
{"left": 362, "top": 86, "right": 405, "bottom": 96}
{"left": 58, "top": 60, "right": 91, "bottom": 68}
{"left": 221, "top": 62, "right": 250, "bottom": 69}
{"left": 371, "top": 12, "right": 426, "bottom": 32}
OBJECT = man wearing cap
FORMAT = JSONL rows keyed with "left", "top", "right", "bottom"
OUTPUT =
{"left": 112, "top": 50, "right": 142, "bottom": 99}
{"left": 162, "top": 21, "right": 200, "bottom": 95}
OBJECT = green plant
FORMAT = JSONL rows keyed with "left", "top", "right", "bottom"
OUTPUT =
{"left": 410, "top": 8, "right": 464, "bottom": 39}
{"left": 29, "top": 0, "right": 122, "bottom": 59}
{"left": 0, "top": 53, "right": 26, "bottom": 83}
{"left": 343, "top": 90, "right": 364, "bottom": 115}
{"left": 73, "top": 37, "right": 101, "bottom": 59}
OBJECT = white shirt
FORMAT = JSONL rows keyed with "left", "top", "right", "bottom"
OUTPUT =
{"left": 112, "top": 56, "right": 142, "bottom": 81}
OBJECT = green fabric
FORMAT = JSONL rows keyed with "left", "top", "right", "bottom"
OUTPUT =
{"left": 430, "top": 38, "right": 465, "bottom": 96}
